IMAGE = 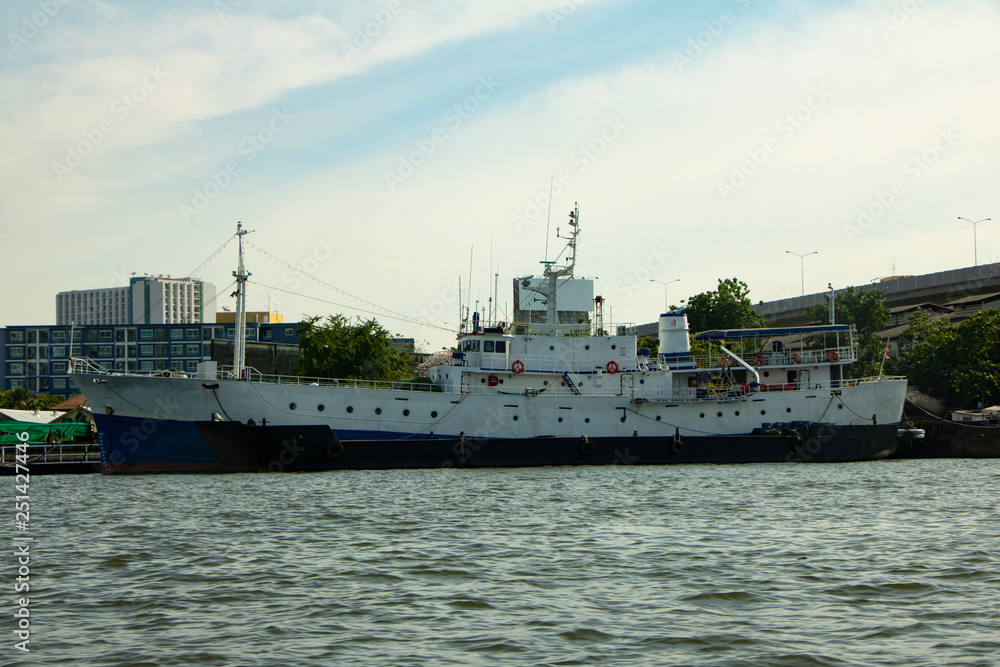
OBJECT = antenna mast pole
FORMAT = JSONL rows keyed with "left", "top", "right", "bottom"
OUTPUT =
{"left": 233, "top": 222, "right": 253, "bottom": 379}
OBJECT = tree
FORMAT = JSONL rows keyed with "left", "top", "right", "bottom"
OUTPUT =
{"left": 296, "top": 315, "right": 411, "bottom": 381}
{"left": 685, "top": 278, "right": 765, "bottom": 333}
{"left": 806, "top": 286, "right": 889, "bottom": 378}
{"left": 896, "top": 309, "right": 1000, "bottom": 409}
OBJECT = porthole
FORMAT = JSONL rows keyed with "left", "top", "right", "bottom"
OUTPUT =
{"left": 585, "top": 345, "right": 590, "bottom": 350}
{"left": 499, "top": 379, "right": 504, "bottom": 384}
{"left": 318, "top": 404, "right": 325, "bottom": 412}
{"left": 561, "top": 381, "right": 566, "bottom": 386}
{"left": 289, "top": 403, "right": 297, "bottom": 410}
{"left": 550, "top": 345, "right": 555, "bottom": 351}
{"left": 403, "top": 409, "right": 410, "bottom": 416}
{"left": 717, "top": 412, "right": 722, "bottom": 417}
{"left": 513, "top": 415, "right": 519, "bottom": 421}
{"left": 611, "top": 344, "right": 617, "bottom": 350}
{"left": 431, "top": 411, "right": 438, "bottom": 418}
{"left": 656, "top": 415, "right": 661, "bottom": 421}
{"left": 639, "top": 379, "right": 645, "bottom": 384}
{"left": 760, "top": 410, "right": 766, "bottom": 415}
{"left": 735, "top": 411, "right": 740, "bottom": 416}
{"left": 585, "top": 418, "right": 590, "bottom": 423}
{"left": 481, "top": 378, "right": 486, "bottom": 383}
{"left": 346, "top": 406, "right": 353, "bottom": 413}
{"left": 375, "top": 408, "right": 382, "bottom": 415}
{"left": 558, "top": 417, "right": 563, "bottom": 423}
{"left": 786, "top": 408, "right": 792, "bottom": 413}
{"left": 543, "top": 380, "right": 549, "bottom": 386}
{"left": 700, "top": 413, "right": 705, "bottom": 418}
{"left": 838, "top": 404, "right": 843, "bottom": 410}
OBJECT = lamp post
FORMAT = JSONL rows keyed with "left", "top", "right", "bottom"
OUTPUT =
{"left": 650, "top": 278, "right": 680, "bottom": 313}
{"left": 958, "top": 216, "right": 991, "bottom": 267}
{"left": 785, "top": 250, "right": 817, "bottom": 296}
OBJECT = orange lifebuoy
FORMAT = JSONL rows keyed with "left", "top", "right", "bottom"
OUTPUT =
{"left": 605, "top": 360, "right": 619, "bottom": 374}
{"left": 791, "top": 353, "right": 802, "bottom": 365}
{"left": 827, "top": 350, "right": 839, "bottom": 363}
{"left": 511, "top": 359, "right": 525, "bottom": 374}
{"left": 753, "top": 354, "right": 765, "bottom": 367}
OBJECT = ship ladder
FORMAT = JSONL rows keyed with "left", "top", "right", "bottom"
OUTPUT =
{"left": 563, "top": 373, "right": 582, "bottom": 396}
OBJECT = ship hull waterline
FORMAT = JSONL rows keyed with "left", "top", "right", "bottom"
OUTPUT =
{"left": 92, "top": 413, "right": 898, "bottom": 473}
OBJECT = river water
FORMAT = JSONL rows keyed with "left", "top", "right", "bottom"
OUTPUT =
{"left": 14, "top": 459, "right": 1000, "bottom": 666}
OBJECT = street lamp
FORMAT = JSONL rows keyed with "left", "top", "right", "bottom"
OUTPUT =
{"left": 650, "top": 278, "right": 680, "bottom": 313}
{"left": 958, "top": 216, "right": 991, "bottom": 267}
{"left": 785, "top": 250, "right": 817, "bottom": 296}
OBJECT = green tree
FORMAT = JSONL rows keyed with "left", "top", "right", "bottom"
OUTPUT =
{"left": 685, "top": 278, "right": 765, "bottom": 333}
{"left": 806, "top": 286, "right": 889, "bottom": 378}
{"left": 896, "top": 309, "right": 1000, "bottom": 409}
{"left": 296, "top": 314, "right": 411, "bottom": 381}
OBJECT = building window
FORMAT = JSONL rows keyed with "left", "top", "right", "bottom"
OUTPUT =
{"left": 51, "top": 346, "right": 66, "bottom": 358}
{"left": 86, "top": 329, "right": 99, "bottom": 342}
{"left": 140, "top": 345, "right": 153, "bottom": 357}
{"left": 52, "top": 378, "right": 67, "bottom": 390}
{"left": 170, "top": 361, "right": 184, "bottom": 372}
{"left": 71, "top": 345, "right": 82, "bottom": 356}
{"left": 8, "top": 347, "right": 23, "bottom": 359}
{"left": 285, "top": 327, "right": 294, "bottom": 336}
{"left": 9, "top": 331, "right": 23, "bottom": 343}
{"left": 26, "top": 348, "right": 36, "bottom": 360}
{"left": 186, "top": 329, "right": 199, "bottom": 340}
{"left": 53, "top": 362, "right": 67, "bottom": 374}
{"left": 8, "top": 363, "right": 23, "bottom": 375}
{"left": 262, "top": 329, "right": 272, "bottom": 341}
{"left": 72, "top": 330, "right": 82, "bottom": 342}
{"left": 140, "top": 329, "right": 153, "bottom": 341}
{"left": 10, "top": 380, "right": 22, "bottom": 389}
{"left": 38, "top": 330, "right": 48, "bottom": 344}
{"left": 38, "top": 348, "right": 48, "bottom": 360}
{"left": 52, "top": 331, "right": 66, "bottom": 342}
{"left": 186, "top": 344, "right": 200, "bottom": 356}
{"left": 154, "top": 329, "right": 166, "bottom": 341}
{"left": 27, "top": 331, "right": 36, "bottom": 344}
{"left": 140, "top": 361, "right": 153, "bottom": 371}
{"left": 154, "top": 345, "right": 168, "bottom": 357}
{"left": 171, "top": 329, "right": 183, "bottom": 340}
{"left": 99, "top": 330, "right": 112, "bottom": 341}
{"left": 186, "top": 360, "right": 199, "bottom": 372}
{"left": 99, "top": 346, "right": 112, "bottom": 357}
{"left": 171, "top": 345, "right": 183, "bottom": 356}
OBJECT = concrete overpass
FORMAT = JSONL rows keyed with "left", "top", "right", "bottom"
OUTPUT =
{"left": 753, "top": 261, "right": 1000, "bottom": 327}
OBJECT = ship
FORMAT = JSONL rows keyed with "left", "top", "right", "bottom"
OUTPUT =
{"left": 70, "top": 212, "right": 907, "bottom": 473}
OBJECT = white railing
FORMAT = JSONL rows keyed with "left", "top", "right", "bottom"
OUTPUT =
{"left": 688, "top": 346, "right": 857, "bottom": 370}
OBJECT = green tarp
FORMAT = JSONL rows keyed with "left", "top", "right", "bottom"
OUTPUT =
{"left": 0, "top": 421, "right": 90, "bottom": 445}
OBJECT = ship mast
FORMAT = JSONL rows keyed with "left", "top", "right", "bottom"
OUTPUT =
{"left": 541, "top": 204, "right": 580, "bottom": 331}
{"left": 232, "top": 222, "right": 253, "bottom": 379}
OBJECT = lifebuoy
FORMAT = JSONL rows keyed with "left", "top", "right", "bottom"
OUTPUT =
{"left": 511, "top": 359, "right": 525, "bottom": 374}
{"left": 827, "top": 350, "right": 839, "bottom": 363}
{"left": 791, "top": 353, "right": 802, "bottom": 365}
{"left": 605, "top": 360, "right": 619, "bottom": 374}
{"left": 753, "top": 354, "right": 765, "bottom": 367}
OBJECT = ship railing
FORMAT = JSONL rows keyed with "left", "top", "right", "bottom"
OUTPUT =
{"left": 509, "top": 321, "right": 638, "bottom": 337}
{"left": 687, "top": 346, "right": 857, "bottom": 370}
{"left": 637, "top": 375, "right": 906, "bottom": 402}
{"left": 215, "top": 366, "right": 455, "bottom": 393}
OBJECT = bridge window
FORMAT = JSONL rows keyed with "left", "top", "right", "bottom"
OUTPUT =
{"left": 496, "top": 341, "right": 506, "bottom": 353}
{"left": 484, "top": 341, "right": 494, "bottom": 353}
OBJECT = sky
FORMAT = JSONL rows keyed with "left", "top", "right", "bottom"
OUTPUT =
{"left": 1, "top": 0, "right": 997, "bottom": 351}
